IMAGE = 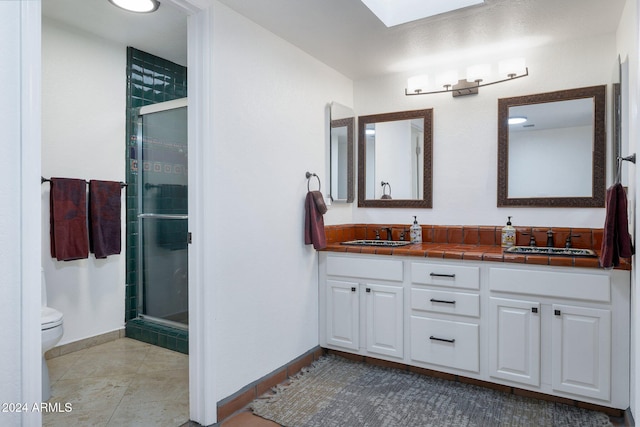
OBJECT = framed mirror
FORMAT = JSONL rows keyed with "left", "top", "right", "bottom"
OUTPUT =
{"left": 329, "top": 102, "right": 354, "bottom": 202}
{"left": 497, "top": 85, "right": 606, "bottom": 207}
{"left": 358, "top": 109, "right": 433, "bottom": 208}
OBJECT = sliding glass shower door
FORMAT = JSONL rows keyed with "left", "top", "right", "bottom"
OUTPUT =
{"left": 137, "top": 99, "right": 188, "bottom": 327}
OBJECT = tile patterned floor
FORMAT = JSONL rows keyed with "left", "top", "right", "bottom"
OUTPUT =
{"left": 44, "top": 338, "right": 189, "bottom": 427}
{"left": 44, "top": 338, "right": 628, "bottom": 427}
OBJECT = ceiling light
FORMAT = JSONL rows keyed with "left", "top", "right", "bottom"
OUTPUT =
{"left": 466, "top": 64, "right": 491, "bottom": 83}
{"left": 361, "top": 0, "right": 484, "bottom": 27}
{"left": 435, "top": 70, "right": 460, "bottom": 89}
{"left": 407, "top": 74, "right": 430, "bottom": 93}
{"left": 108, "top": 0, "right": 160, "bottom": 13}
{"left": 405, "top": 61, "right": 529, "bottom": 98}
{"left": 499, "top": 58, "right": 527, "bottom": 78}
{"left": 508, "top": 116, "right": 527, "bottom": 125}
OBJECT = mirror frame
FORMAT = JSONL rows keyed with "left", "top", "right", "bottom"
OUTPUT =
{"left": 330, "top": 117, "right": 355, "bottom": 203}
{"left": 358, "top": 109, "right": 433, "bottom": 208}
{"left": 497, "top": 85, "right": 606, "bottom": 207}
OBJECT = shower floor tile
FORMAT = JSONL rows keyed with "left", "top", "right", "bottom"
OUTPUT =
{"left": 44, "top": 338, "right": 189, "bottom": 427}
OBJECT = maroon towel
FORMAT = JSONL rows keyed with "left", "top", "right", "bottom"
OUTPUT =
{"left": 50, "top": 178, "right": 89, "bottom": 261}
{"left": 304, "top": 191, "right": 327, "bottom": 250}
{"left": 89, "top": 180, "right": 122, "bottom": 259}
{"left": 600, "top": 183, "right": 634, "bottom": 268}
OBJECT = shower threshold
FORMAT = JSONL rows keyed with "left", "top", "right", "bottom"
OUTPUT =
{"left": 139, "top": 314, "right": 188, "bottom": 331}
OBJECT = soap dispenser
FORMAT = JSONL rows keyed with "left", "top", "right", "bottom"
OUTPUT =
{"left": 410, "top": 216, "right": 422, "bottom": 243}
{"left": 501, "top": 216, "right": 516, "bottom": 248}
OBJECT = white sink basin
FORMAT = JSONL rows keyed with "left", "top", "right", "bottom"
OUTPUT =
{"left": 341, "top": 239, "right": 412, "bottom": 247}
{"left": 504, "top": 246, "right": 597, "bottom": 257}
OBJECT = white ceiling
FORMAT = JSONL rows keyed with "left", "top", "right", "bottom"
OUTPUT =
{"left": 43, "top": 0, "right": 626, "bottom": 80}
{"left": 42, "top": 0, "right": 189, "bottom": 66}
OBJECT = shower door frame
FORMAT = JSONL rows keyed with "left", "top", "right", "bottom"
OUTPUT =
{"left": 136, "top": 97, "right": 189, "bottom": 330}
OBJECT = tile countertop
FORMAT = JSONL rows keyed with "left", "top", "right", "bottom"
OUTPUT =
{"left": 321, "top": 224, "right": 631, "bottom": 271}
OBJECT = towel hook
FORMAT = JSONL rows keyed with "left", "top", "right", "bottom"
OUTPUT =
{"left": 615, "top": 153, "right": 636, "bottom": 184}
{"left": 306, "top": 172, "right": 321, "bottom": 192}
{"left": 618, "top": 153, "right": 636, "bottom": 164}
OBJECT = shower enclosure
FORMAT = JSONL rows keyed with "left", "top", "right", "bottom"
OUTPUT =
{"left": 136, "top": 98, "right": 188, "bottom": 328}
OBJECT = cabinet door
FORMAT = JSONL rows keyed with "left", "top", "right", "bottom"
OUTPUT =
{"left": 326, "top": 280, "right": 359, "bottom": 351}
{"left": 489, "top": 297, "right": 541, "bottom": 386}
{"left": 551, "top": 304, "right": 611, "bottom": 400}
{"left": 365, "top": 284, "right": 403, "bottom": 358}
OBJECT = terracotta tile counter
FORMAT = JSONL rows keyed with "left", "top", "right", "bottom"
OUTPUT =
{"left": 322, "top": 224, "right": 631, "bottom": 271}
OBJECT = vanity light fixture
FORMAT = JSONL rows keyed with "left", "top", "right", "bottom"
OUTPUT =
{"left": 508, "top": 116, "right": 527, "bottom": 125}
{"left": 108, "top": 0, "right": 160, "bottom": 13}
{"left": 406, "top": 59, "right": 528, "bottom": 98}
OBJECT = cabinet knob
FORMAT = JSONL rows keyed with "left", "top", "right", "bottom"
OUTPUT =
{"left": 531, "top": 307, "right": 538, "bottom": 313}
{"left": 554, "top": 309, "right": 561, "bottom": 316}
{"left": 351, "top": 287, "right": 356, "bottom": 292}
{"left": 366, "top": 288, "right": 371, "bottom": 293}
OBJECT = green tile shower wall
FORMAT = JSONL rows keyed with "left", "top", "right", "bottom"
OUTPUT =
{"left": 125, "top": 47, "right": 188, "bottom": 353}
{"left": 126, "top": 319, "right": 189, "bottom": 354}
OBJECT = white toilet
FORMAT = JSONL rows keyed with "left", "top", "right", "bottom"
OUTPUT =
{"left": 41, "top": 269, "right": 63, "bottom": 402}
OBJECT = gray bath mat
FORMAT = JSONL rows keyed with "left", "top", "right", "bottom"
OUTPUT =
{"left": 251, "top": 355, "right": 612, "bottom": 427}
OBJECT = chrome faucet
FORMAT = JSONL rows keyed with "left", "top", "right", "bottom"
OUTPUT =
{"left": 565, "top": 234, "right": 581, "bottom": 248}
{"left": 383, "top": 227, "right": 393, "bottom": 241}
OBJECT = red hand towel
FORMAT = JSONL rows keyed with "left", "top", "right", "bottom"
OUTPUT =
{"left": 304, "top": 191, "right": 327, "bottom": 250}
{"left": 600, "top": 183, "right": 634, "bottom": 268}
{"left": 89, "top": 180, "right": 122, "bottom": 258}
{"left": 50, "top": 178, "right": 89, "bottom": 261}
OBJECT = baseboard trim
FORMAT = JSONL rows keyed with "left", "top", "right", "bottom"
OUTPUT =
{"left": 624, "top": 407, "right": 635, "bottom": 426}
{"left": 44, "top": 328, "right": 125, "bottom": 359}
{"left": 216, "top": 346, "right": 324, "bottom": 423}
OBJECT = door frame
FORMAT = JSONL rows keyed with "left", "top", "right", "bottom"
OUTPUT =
{"left": 166, "top": 0, "right": 216, "bottom": 424}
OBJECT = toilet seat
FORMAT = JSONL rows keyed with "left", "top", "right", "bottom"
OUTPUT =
{"left": 41, "top": 306, "right": 63, "bottom": 330}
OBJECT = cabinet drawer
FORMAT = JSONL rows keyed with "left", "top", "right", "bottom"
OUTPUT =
{"left": 411, "top": 288, "right": 479, "bottom": 317}
{"left": 410, "top": 316, "right": 479, "bottom": 372}
{"left": 411, "top": 263, "right": 479, "bottom": 290}
{"left": 489, "top": 268, "right": 610, "bottom": 302}
{"left": 327, "top": 256, "right": 403, "bottom": 282}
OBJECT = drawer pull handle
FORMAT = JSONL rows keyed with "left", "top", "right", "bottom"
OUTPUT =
{"left": 430, "top": 298, "right": 456, "bottom": 305}
{"left": 429, "top": 336, "right": 455, "bottom": 344}
{"left": 430, "top": 273, "right": 456, "bottom": 278}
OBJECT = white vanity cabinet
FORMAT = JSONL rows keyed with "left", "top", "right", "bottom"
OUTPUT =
{"left": 325, "top": 279, "right": 360, "bottom": 351}
{"left": 318, "top": 251, "right": 630, "bottom": 410}
{"left": 409, "top": 262, "right": 481, "bottom": 373}
{"left": 488, "top": 266, "right": 628, "bottom": 407}
{"left": 488, "top": 297, "right": 541, "bottom": 386}
{"left": 320, "top": 254, "right": 404, "bottom": 360}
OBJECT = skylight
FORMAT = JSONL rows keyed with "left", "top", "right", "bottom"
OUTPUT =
{"left": 361, "top": 0, "right": 485, "bottom": 27}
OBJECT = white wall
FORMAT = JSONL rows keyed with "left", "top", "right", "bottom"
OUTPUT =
{"left": 1, "top": 1, "right": 42, "bottom": 425}
{"left": 353, "top": 34, "right": 618, "bottom": 229}
{"left": 0, "top": 4, "right": 29, "bottom": 425}
{"left": 207, "top": 2, "right": 353, "bottom": 400}
{"left": 617, "top": 0, "right": 639, "bottom": 419}
{"left": 41, "top": 18, "right": 126, "bottom": 345}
